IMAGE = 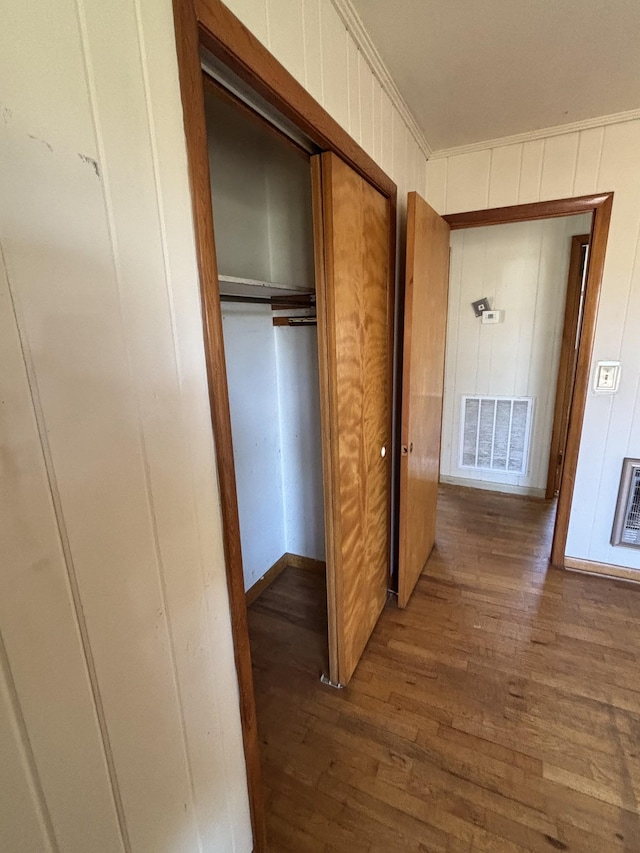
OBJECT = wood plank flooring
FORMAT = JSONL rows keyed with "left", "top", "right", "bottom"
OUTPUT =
{"left": 248, "top": 485, "right": 640, "bottom": 852}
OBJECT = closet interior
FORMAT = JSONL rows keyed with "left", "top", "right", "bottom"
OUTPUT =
{"left": 203, "top": 79, "right": 327, "bottom": 619}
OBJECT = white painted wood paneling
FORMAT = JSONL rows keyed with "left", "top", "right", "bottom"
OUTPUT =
{"left": 320, "top": 2, "right": 350, "bottom": 131}
{"left": 302, "top": 0, "right": 324, "bottom": 102}
{"left": 446, "top": 150, "right": 492, "bottom": 214}
{"left": 359, "top": 52, "right": 375, "bottom": 157}
{"left": 267, "top": 0, "right": 305, "bottom": 83}
{"left": 488, "top": 145, "right": 521, "bottom": 209}
{"left": 426, "top": 117, "right": 640, "bottom": 571}
{"left": 1, "top": 0, "right": 431, "bottom": 847}
{"left": 347, "top": 36, "right": 362, "bottom": 143}
{"left": 539, "top": 133, "right": 580, "bottom": 200}
{"left": 518, "top": 140, "right": 545, "bottom": 204}
{"left": 0, "top": 256, "right": 124, "bottom": 853}
{"left": 1, "top": 0, "right": 253, "bottom": 849}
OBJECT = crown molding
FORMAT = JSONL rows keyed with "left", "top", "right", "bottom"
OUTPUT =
{"left": 429, "top": 108, "right": 640, "bottom": 160}
{"left": 330, "top": 0, "right": 433, "bottom": 159}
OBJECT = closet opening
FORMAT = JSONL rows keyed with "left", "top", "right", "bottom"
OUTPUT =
{"left": 175, "top": 4, "right": 398, "bottom": 845}
{"left": 203, "top": 75, "right": 330, "bottom": 670}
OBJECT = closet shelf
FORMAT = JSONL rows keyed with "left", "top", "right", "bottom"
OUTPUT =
{"left": 218, "top": 273, "right": 313, "bottom": 299}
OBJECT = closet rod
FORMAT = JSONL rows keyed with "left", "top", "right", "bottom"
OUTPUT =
{"left": 219, "top": 293, "right": 273, "bottom": 304}
{"left": 272, "top": 316, "right": 317, "bottom": 327}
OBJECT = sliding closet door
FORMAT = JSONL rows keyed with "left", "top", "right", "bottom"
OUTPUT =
{"left": 398, "top": 192, "right": 450, "bottom": 608}
{"left": 312, "top": 151, "right": 393, "bottom": 686}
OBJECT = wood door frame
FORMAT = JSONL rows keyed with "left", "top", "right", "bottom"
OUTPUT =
{"left": 171, "top": 1, "right": 397, "bottom": 848}
{"left": 444, "top": 192, "right": 613, "bottom": 569}
{"left": 545, "top": 233, "right": 590, "bottom": 500}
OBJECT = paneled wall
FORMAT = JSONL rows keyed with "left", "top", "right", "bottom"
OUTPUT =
{"left": 1, "top": 0, "right": 427, "bottom": 849}
{"left": 223, "top": 0, "right": 428, "bottom": 219}
{"left": 442, "top": 214, "right": 591, "bottom": 495}
{"left": 0, "top": 0, "right": 252, "bottom": 850}
{"left": 426, "top": 120, "right": 640, "bottom": 570}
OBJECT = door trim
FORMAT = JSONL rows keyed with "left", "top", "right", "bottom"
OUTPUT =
{"left": 443, "top": 193, "right": 613, "bottom": 569}
{"left": 171, "top": 1, "right": 397, "bottom": 848}
{"left": 545, "top": 233, "right": 590, "bottom": 500}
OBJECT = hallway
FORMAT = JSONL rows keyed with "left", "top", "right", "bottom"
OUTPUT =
{"left": 248, "top": 485, "right": 640, "bottom": 852}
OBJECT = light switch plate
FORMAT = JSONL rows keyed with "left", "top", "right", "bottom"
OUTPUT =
{"left": 482, "top": 310, "right": 502, "bottom": 324}
{"left": 594, "top": 360, "right": 621, "bottom": 393}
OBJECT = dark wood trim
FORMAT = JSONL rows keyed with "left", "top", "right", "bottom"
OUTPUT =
{"left": 245, "top": 554, "right": 289, "bottom": 607}
{"left": 171, "top": 0, "right": 266, "bottom": 849}
{"left": 444, "top": 193, "right": 612, "bottom": 230}
{"left": 312, "top": 153, "right": 341, "bottom": 685}
{"left": 545, "top": 234, "right": 590, "bottom": 500}
{"left": 553, "top": 194, "right": 613, "bottom": 567}
{"left": 443, "top": 194, "right": 614, "bottom": 569}
{"left": 193, "top": 0, "right": 396, "bottom": 200}
{"left": 246, "top": 553, "right": 327, "bottom": 608}
{"left": 285, "top": 554, "right": 327, "bottom": 573}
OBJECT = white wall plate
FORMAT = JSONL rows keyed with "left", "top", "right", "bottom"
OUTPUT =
{"left": 594, "top": 360, "right": 621, "bottom": 394}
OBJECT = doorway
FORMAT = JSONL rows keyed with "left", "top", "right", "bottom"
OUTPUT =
{"left": 173, "top": 2, "right": 398, "bottom": 846}
{"left": 440, "top": 213, "right": 592, "bottom": 500}
{"left": 397, "top": 193, "right": 613, "bottom": 612}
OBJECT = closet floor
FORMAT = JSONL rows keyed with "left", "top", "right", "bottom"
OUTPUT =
{"left": 247, "top": 485, "right": 640, "bottom": 853}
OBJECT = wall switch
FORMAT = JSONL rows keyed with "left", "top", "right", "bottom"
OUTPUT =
{"left": 594, "top": 361, "right": 621, "bottom": 393}
{"left": 482, "top": 310, "right": 502, "bottom": 324}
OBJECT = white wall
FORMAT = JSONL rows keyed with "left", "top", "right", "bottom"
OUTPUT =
{"left": 205, "top": 85, "right": 315, "bottom": 289}
{"left": 222, "top": 303, "right": 287, "bottom": 587}
{"left": 441, "top": 213, "right": 591, "bottom": 495}
{"left": 222, "top": 305, "right": 326, "bottom": 589}
{"left": 276, "top": 326, "right": 326, "bottom": 561}
{"left": 426, "top": 120, "right": 640, "bottom": 570}
{"left": 0, "top": 0, "right": 251, "bottom": 850}
{"left": 0, "top": 0, "right": 430, "bottom": 847}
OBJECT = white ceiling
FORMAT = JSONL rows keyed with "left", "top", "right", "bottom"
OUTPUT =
{"left": 349, "top": 0, "right": 640, "bottom": 152}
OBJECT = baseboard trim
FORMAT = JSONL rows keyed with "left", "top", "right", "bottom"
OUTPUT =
{"left": 564, "top": 557, "right": 640, "bottom": 585}
{"left": 245, "top": 552, "right": 327, "bottom": 605}
{"left": 246, "top": 553, "right": 290, "bottom": 606}
{"left": 285, "top": 553, "right": 326, "bottom": 573}
{"left": 440, "top": 475, "right": 546, "bottom": 498}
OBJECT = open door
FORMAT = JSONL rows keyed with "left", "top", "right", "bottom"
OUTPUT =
{"left": 312, "top": 152, "right": 393, "bottom": 686}
{"left": 398, "top": 192, "right": 450, "bottom": 609}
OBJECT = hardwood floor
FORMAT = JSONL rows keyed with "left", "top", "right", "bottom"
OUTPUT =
{"left": 248, "top": 485, "right": 640, "bottom": 852}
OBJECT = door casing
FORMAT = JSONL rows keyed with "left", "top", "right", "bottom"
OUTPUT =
{"left": 443, "top": 196, "right": 613, "bottom": 569}
{"left": 171, "top": 1, "right": 397, "bottom": 848}
{"left": 545, "top": 233, "right": 590, "bottom": 500}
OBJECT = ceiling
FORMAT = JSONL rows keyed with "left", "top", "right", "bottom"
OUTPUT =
{"left": 350, "top": 0, "right": 640, "bottom": 152}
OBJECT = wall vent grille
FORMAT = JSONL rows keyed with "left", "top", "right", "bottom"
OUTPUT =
{"left": 612, "top": 458, "right": 640, "bottom": 548}
{"left": 459, "top": 395, "right": 534, "bottom": 475}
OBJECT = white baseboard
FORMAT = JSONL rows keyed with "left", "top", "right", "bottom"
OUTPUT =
{"left": 439, "top": 475, "right": 545, "bottom": 498}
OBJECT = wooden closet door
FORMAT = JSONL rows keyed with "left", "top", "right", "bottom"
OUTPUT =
{"left": 398, "top": 192, "right": 450, "bottom": 608}
{"left": 312, "top": 152, "right": 393, "bottom": 686}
